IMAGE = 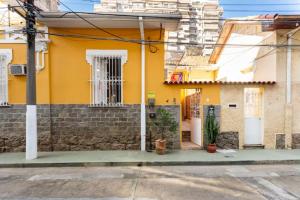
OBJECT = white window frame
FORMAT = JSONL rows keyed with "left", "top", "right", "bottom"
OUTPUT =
{"left": 86, "top": 50, "right": 128, "bottom": 107}
{"left": 0, "top": 49, "right": 12, "bottom": 107}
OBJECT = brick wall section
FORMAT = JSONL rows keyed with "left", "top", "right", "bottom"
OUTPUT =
{"left": 0, "top": 105, "right": 51, "bottom": 152}
{"left": 292, "top": 134, "right": 300, "bottom": 149}
{"left": 216, "top": 132, "right": 239, "bottom": 149}
{"left": 276, "top": 134, "right": 285, "bottom": 149}
{"left": 0, "top": 104, "right": 181, "bottom": 152}
{"left": 50, "top": 105, "right": 141, "bottom": 151}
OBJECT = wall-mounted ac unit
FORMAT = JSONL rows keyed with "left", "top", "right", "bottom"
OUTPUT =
{"left": 9, "top": 64, "right": 27, "bottom": 76}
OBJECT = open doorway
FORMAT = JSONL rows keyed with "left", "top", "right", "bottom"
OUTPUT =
{"left": 181, "top": 89, "right": 202, "bottom": 150}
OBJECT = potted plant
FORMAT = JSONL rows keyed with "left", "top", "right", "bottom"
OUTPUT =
{"left": 153, "top": 108, "right": 178, "bottom": 155}
{"left": 205, "top": 105, "right": 219, "bottom": 153}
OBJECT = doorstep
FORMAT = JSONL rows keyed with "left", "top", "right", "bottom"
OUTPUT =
{"left": 0, "top": 149, "right": 300, "bottom": 168}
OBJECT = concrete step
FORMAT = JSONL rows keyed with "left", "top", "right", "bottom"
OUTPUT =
{"left": 182, "top": 131, "right": 191, "bottom": 142}
{"left": 243, "top": 144, "right": 265, "bottom": 149}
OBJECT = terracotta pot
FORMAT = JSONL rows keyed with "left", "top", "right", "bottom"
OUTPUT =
{"left": 207, "top": 144, "right": 217, "bottom": 153}
{"left": 155, "top": 139, "right": 166, "bottom": 155}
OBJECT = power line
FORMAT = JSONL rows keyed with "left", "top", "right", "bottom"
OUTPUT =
{"left": 221, "top": 3, "right": 300, "bottom": 6}
{"left": 56, "top": 0, "right": 132, "bottom": 41}
{"left": 32, "top": 30, "right": 300, "bottom": 48}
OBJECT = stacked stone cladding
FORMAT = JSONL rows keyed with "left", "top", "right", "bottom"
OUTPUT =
{"left": 0, "top": 104, "right": 181, "bottom": 152}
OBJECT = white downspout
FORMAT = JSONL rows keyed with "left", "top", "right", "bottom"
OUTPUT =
{"left": 139, "top": 17, "right": 146, "bottom": 151}
{"left": 286, "top": 35, "right": 292, "bottom": 104}
{"left": 286, "top": 27, "right": 300, "bottom": 103}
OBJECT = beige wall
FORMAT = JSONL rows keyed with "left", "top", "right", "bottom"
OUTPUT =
{"left": 292, "top": 31, "right": 300, "bottom": 134}
{"left": 220, "top": 84, "right": 284, "bottom": 149}
{"left": 220, "top": 85, "right": 244, "bottom": 148}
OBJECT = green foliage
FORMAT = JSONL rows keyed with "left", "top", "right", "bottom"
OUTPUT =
{"left": 153, "top": 108, "right": 178, "bottom": 139}
{"left": 205, "top": 106, "right": 220, "bottom": 144}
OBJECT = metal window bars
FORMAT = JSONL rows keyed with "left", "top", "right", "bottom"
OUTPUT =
{"left": 91, "top": 55, "right": 123, "bottom": 107}
{"left": 0, "top": 55, "right": 8, "bottom": 107}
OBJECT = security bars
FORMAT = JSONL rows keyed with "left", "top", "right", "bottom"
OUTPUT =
{"left": 92, "top": 56, "right": 123, "bottom": 107}
{"left": 0, "top": 55, "right": 8, "bottom": 107}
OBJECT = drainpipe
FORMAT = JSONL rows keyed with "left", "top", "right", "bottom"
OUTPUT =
{"left": 139, "top": 17, "right": 146, "bottom": 151}
{"left": 286, "top": 27, "right": 300, "bottom": 103}
{"left": 284, "top": 27, "right": 300, "bottom": 148}
{"left": 286, "top": 35, "right": 292, "bottom": 104}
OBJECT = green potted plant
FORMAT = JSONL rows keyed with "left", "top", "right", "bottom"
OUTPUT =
{"left": 153, "top": 108, "right": 178, "bottom": 155}
{"left": 205, "top": 105, "right": 219, "bottom": 153}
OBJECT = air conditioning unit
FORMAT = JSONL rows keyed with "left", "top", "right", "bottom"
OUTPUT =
{"left": 10, "top": 64, "right": 27, "bottom": 76}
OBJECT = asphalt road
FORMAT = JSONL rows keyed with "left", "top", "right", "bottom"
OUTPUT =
{"left": 0, "top": 165, "right": 299, "bottom": 200}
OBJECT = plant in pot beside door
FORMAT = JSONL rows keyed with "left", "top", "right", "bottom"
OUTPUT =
{"left": 153, "top": 109, "right": 178, "bottom": 155}
{"left": 205, "top": 105, "right": 219, "bottom": 153}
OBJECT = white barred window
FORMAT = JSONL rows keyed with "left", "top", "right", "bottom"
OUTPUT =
{"left": 0, "top": 49, "right": 12, "bottom": 107}
{"left": 86, "top": 50, "right": 127, "bottom": 107}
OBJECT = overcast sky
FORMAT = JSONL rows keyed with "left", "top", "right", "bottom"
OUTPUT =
{"left": 60, "top": 0, "right": 300, "bottom": 18}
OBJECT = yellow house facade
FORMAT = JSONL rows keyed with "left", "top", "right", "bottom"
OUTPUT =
{"left": 0, "top": 12, "right": 190, "bottom": 152}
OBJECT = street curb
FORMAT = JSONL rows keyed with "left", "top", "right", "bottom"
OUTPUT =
{"left": 0, "top": 160, "right": 300, "bottom": 168}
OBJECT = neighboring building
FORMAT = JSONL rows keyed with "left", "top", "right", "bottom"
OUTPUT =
{"left": 94, "top": 0, "right": 223, "bottom": 67}
{"left": 170, "top": 14, "right": 300, "bottom": 150}
{"left": 6, "top": 0, "right": 58, "bottom": 11}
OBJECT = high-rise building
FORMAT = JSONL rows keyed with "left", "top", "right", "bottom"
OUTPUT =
{"left": 6, "top": 0, "right": 58, "bottom": 11}
{"left": 94, "top": 0, "right": 223, "bottom": 64}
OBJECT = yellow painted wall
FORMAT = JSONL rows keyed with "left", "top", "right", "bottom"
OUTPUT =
{"left": 189, "top": 70, "right": 215, "bottom": 81}
{"left": 3, "top": 27, "right": 220, "bottom": 107}
{"left": 0, "top": 43, "right": 50, "bottom": 104}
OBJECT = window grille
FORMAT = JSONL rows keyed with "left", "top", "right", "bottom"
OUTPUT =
{"left": 91, "top": 56, "right": 123, "bottom": 107}
{"left": 0, "top": 55, "right": 8, "bottom": 106}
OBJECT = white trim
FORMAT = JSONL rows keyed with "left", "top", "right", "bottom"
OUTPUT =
{"left": 26, "top": 105, "right": 38, "bottom": 160}
{"left": 0, "top": 49, "right": 12, "bottom": 106}
{"left": 86, "top": 50, "right": 128, "bottom": 66}
{"left": 139, "top": 17, "right": 146, "bottom": 151}
{"left": 86, "top": 50, "right": 128, "bottom": 106}
{"left": 0, "top": 49, "right": 13, "bottom": 64}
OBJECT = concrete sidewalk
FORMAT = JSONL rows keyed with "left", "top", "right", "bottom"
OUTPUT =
{"left": 0, "top": 149, "right": 300, "bottom": 167}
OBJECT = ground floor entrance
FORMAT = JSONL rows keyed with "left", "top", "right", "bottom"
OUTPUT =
{"left": 181, "top": 89, "right": 202, "bottom": 150}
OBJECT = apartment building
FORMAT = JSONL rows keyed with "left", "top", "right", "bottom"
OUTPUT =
{"left": 94, "top": 0, "right": 223, "bottom": 63}
{"left": 6, "top": 0, "right": 58, "bottom": 11}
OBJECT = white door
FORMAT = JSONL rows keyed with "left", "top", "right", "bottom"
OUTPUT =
{"left": 244, "top": 88, "right": 263, "bottom": 145}
{"left": 190, "top": 90, "right": 202, "bottom": 146}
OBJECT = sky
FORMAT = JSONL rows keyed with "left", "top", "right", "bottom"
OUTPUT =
{"left": 60, "top": 0, "right": 300, "bottom": 18}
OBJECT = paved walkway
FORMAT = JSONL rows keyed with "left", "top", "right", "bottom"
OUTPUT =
{"left": 0, "top": 149, "right": 299, "bottom": 167}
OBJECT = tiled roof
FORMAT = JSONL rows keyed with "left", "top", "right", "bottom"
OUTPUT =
{"left": 164, "top": 81, "right": 276, "bottom": 85}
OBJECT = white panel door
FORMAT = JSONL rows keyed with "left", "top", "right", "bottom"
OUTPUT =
{"left": 245, "top": 117, "right": 262, "bottom": 144}
{"left": 191, "top": 118, "right": 202, "bottom": 146}
{"left": 244, "top": 88, "right": 263, "bottom": 145}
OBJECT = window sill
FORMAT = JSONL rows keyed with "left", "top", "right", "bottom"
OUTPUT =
{"left": 0, "top": 104, "right": 11, "bottom": 108}
{"left": 89, "top": 104, "right": 126, "bottom": 108}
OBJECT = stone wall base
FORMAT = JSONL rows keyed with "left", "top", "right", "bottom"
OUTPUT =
{"left": 216, "top": 132, "right": 239, "bottom": 149}
{"left": 276, "top": 134, "right": 286, "bottom": 149}
{"left": 292, "top": 134, "right": 300, "bottom": 149}
{"left": 0, "top": 104, "right": 180, "bottom": 152}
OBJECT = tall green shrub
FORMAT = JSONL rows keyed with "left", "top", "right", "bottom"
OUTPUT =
{"left": 205, "top": 105, "right": 219, "bottom": 144}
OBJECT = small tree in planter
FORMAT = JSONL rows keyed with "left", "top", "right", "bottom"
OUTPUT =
{"left": 205, "top": 105, "right": 220, "bottom": 153}
{"left": 153, "top": 108, "right": 178, "bottom": 155}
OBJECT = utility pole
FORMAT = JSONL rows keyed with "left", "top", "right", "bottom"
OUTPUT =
{"left": 25, "top": 0, "right": 37, "bottom": 160}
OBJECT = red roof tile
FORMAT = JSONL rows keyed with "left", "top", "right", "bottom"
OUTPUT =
{"left": 164, "top": 81, "right": 276, "bottom": 85}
